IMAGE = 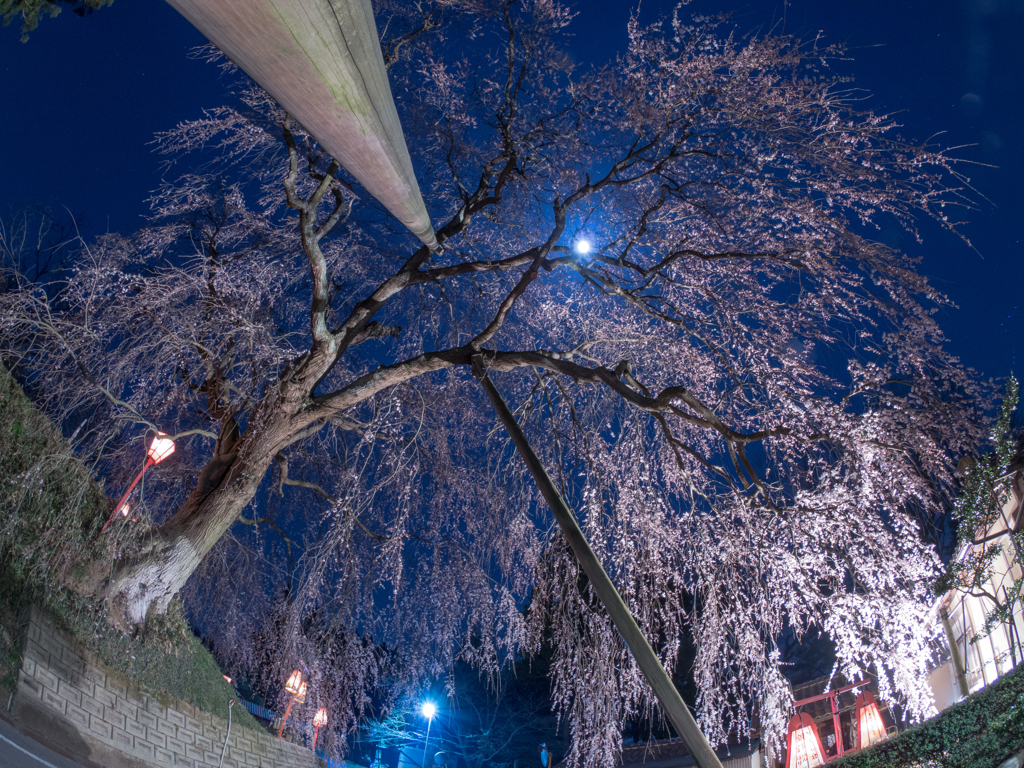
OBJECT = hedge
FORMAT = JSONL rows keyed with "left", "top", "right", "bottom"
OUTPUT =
{"left": 833, "top": 664, "right": 1024, "bottom": 768}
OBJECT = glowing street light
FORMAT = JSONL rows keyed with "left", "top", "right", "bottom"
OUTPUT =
{"left": 147, "top": 433, "right": 177, "bottom": 463}
{"left": 101, "top": 431, "right": 176, "bottom": 533}
{"left": 574, "top": 239, "right": 592, "bottom": 255}
{"left": 421, "top": 700, "right": 437, "bottom": 768}
{"left": 312, "top": 707, "right": 328, "bottom": 748}
{"left": 278, "top": 670, "right": 307, "bottom": 737}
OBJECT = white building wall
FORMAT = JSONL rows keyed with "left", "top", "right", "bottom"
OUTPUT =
{"left": 932, "top": 474, "right": 1024, "bottom": 709}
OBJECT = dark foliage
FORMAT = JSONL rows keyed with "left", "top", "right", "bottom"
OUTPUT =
{"left": 0, "top": 0, "right": 113, "bottom": 42}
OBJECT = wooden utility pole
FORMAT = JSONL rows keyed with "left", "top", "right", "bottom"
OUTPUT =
{"left": 473, "top": 359, "right": 724, "bottom": 768}
{"left": 163, "top": 0, "right": 437, "bottom": 250}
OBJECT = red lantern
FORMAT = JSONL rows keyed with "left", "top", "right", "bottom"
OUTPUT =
{"left": 786, "top": 712, "right": 826, "bottom": 768}
{"left": 146, "top": 432, "right": 176, "bottom": 463}
{"left": 102, "top": 431, "right": 176, "bottom": 534}
{"left": 278, "top": 670, "right": 305, "bottom": 738}
{"left": 284, "top": 670, "right": 303, "bottom": 695}
{"left": 855, "top": 691, "right": 888, "bottom": 748}
{"left": 312, "top": 707, "right": 327, "bottom": 748}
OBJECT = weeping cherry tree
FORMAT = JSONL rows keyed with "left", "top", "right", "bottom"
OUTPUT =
{"left": 0, "top": 1, "right": 989, "bottom": 762}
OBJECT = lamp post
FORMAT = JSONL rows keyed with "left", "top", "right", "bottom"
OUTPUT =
{"left": 277, "top": 670, "right": 307, "bottom": 738}
{"left": 420, "top": 701, "right": 436, "bottom": 768}
{"left": 312, "top": 707, "right": 327, "bottom": 749}
{"left": 101, "top": 432, "right": 176, "bottom": 533}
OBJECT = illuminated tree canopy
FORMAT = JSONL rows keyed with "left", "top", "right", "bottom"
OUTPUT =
{"left": 0, "top": 2, "right": 986, "bottom": 763}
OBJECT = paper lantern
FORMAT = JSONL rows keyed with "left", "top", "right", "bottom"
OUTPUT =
{"left": 786, "top": 712, "right": 826, "bottom": 768}
{"left": 284, "top": 670, "right": 304, "bottom": 695}
{"left": 147, "top": 432, "right": 176, "bottom": 464}
{"left": 855, "top": 691, "right": 888, "bottom": 748}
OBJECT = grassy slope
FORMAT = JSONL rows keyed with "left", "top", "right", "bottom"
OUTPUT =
{"left": 0, "top": 364, "right": 260, "bottom": 729}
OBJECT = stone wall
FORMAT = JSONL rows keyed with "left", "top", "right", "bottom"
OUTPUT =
{"left": 14, "top": 606, "right": 319, "bottom": 768}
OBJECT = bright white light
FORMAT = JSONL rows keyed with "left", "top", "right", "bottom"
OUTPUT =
{"left": 147, "top": 432, "right": 176, "bottom": 464}
{"left": 575, "top": 239, "right": 592, "bottom": 255}
{"left": 421, "top": 701, "right": 437, "bottom": 719}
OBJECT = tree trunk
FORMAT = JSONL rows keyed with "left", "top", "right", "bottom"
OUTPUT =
{"left": 104, "top": 475, "right": 259, "bottom": 627}
{"left": 100, "top": 407, "right": 304, "bottom": 628}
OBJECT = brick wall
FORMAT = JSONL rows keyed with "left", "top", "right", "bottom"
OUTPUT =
{"left": 14, "top": 606, "right": 320, "bottom": 768}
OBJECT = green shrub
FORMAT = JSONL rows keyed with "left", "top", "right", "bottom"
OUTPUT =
{"left": 833, "top": 665, "right": 1024, "bottom": 768}
{"left": 0, "top": 363, "right": 110, "bottom": 606}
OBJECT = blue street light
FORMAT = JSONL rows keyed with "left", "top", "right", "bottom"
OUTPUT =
{"left": 574, "top": 239, "right": 592, "bottom": 255}
{"left": 421, "top": 701, "right": 437, "bottom": 768}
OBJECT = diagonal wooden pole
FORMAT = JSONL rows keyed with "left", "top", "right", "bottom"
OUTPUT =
{"left": 163, "top": 0, "right": 437, "bottom": 249}
{"left": 472, "top": 359, "right": 724, "bottom": 768}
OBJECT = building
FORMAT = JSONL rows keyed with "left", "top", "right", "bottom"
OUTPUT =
{"left": 930, "top": 460, "right": 1024, "bottom": 711}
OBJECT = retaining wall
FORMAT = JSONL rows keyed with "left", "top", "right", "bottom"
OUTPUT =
{"left": 14, "top": 606, "right": 319, "bottom": 768}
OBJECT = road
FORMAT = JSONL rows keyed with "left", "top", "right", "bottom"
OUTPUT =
{"left": 0, "top": 715, "right": 90, "bottom": 768}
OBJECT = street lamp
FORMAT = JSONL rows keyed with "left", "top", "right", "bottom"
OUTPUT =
{"left": 278, "top": 670, "right": 307, "bottom": 737}
{"left": 420, "top": 701, "right": 436, "bottom": 768}
{"left": 574, "top": 239, "right": 592, "bottom": 255}
{"left": 101, "top": 432, "right": 176, "bottom": 533}
{"left": 312, "top": 707, "right": 328, "bottom": 749}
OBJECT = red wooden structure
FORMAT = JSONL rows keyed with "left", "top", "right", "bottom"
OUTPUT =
{"left": 785, "top": 678, "right": 892, "bottom": 766}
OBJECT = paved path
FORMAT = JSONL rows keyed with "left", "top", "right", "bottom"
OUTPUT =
{"left": 0, "top": 715, "right": 91, "bottom": 768}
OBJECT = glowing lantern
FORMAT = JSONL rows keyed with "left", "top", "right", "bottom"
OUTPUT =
{"left": 102, "top": 431, "right": 177, "bottom": 534}
{"left": 786, "top": 712, "right": 826, "bottom": 768}
{"left": 285, "top": 670, "right": 303, "bottom": 695}
{"left": 312, "top": 707, "right": 328, "bottom": 748}
{"left": 278, "top": 670, "right": 305, "bottom": 737}
{"left": 147, "top": 432, "right": 176, "bottom": 463}
{"left": 855, "top": 691, "right": 888, "bottom": 748}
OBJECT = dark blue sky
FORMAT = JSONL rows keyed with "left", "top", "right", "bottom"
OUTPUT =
{"left": 2, "top": 0, "right": 1021, "bottom": 384}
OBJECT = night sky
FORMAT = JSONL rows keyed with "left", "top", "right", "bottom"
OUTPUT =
{"left": 2, "top": 0, "right": 1022, "bottom": 385}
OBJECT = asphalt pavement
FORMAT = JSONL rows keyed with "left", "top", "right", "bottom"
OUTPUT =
{"left": 0, "top": 714, "right": 90, "bottom": 768}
